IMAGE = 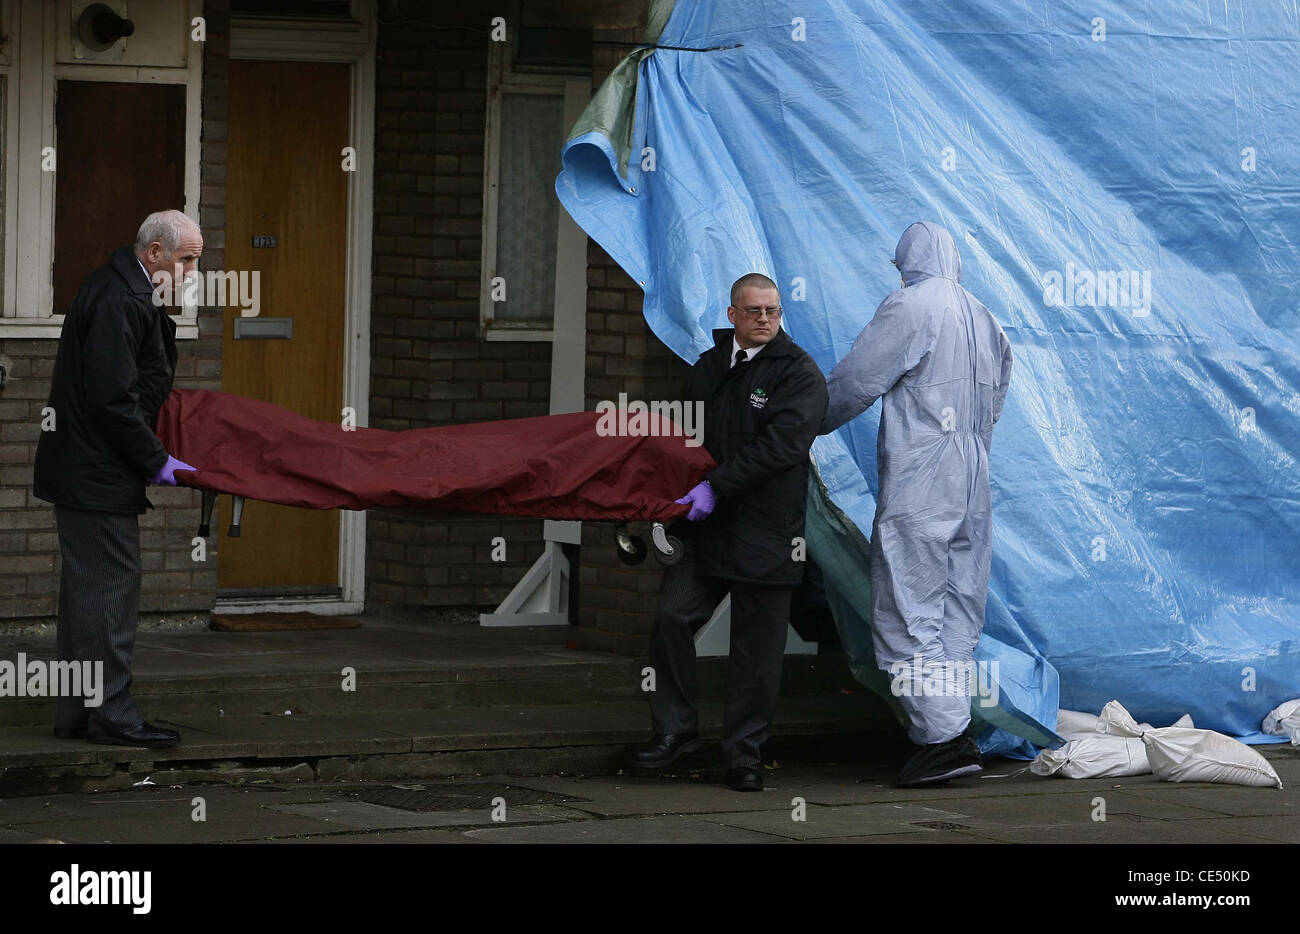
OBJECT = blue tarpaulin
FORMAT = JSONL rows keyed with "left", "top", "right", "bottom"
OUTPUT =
{"left": 557, "top": 0, "right": 1300, "bottom": 756}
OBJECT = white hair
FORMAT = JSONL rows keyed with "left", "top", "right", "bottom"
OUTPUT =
{"left": 134, "top": 210, "right": 199, "bottom": 256}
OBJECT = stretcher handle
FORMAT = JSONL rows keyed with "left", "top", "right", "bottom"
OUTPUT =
{"left": 228, "top": 495, "right": 245, "bottom": 538}
{"left": 197, "top": 490, "right": 217, "bottom": 539}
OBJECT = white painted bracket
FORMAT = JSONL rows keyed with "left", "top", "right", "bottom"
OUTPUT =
{"left": 479, "top": 540, "right": 571, "bottom": 628}
{"left": 693, "top": 594, "right": 819, "bottom": 657}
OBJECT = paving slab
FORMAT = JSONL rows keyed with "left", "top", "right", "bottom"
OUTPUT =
{"left": 804, "top": 831, "right": 992, "bottom": 844}
{"left": 265, "top": 799, "right": 586, "bottom": 831}
{"left": 0, "top": 826, "right": 60, "bottom": 843}
{"left": 0, "top": 794, "right": 106, "bottom": 825}
{"left": 784, "top": 765, "right": 1150, "bottom": 805}
{"left": 702, "top": 802, "right": 978, "bottom": 840}
{"left": 240, "top": 828, "right": 490, "bottom": 844}
{"left": 464, "top": 815, "right": 783, "bottom": 844}
{"left": 953, "top": 819, "right": 1283, "bottom": 844}
{"left": 1162, "top": 815, "right": 1300, "bottom": 843}
{"left": 939, "top": 789, "right": 1235, "bottom": 827}
{"left": 1115, "top": 784, "right": 1298, "bottom": 818}
{"left": 503, "top": 773, "right": 806, "bottom": 816}
{"left": 6, "top": 784, "right": 359, "bottom": 842}
{"left": 7, "top": 803, "right": 343, "bottom": 843}
{"left": 2, "top": 762, "right": 1295, "bottom": 844}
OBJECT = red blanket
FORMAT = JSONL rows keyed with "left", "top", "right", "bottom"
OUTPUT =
{"left": 155, "top": 389, "right": 714, "bottom": 522}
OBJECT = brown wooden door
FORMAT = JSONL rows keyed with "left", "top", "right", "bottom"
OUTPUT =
{"left": 220, "top": 60, "right": 350, "bottom": 595}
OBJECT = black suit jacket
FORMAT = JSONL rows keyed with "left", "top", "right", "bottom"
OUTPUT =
{"left": 681, "top": 327, "right": 828, "bottom": 585}
{"left": 34, "top": 246, "right": 177, "bottom": 514}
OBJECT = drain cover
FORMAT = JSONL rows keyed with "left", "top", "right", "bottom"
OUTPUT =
{"left": 336, "top": 783, "right": 583, "bottom": 812}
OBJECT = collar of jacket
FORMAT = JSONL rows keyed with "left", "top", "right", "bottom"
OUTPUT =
{"left": 111, "top": 245, "right": 158, "bottom": 300}
{"left": 706, "top": 327, "right": 796, "bottom": 360}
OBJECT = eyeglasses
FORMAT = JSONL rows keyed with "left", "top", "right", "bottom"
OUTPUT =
{"left": 736, "top": 305, "right": 783, "bottom": 320}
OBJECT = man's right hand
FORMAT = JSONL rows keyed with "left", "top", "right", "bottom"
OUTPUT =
{"left": 151, "top": 454, "right": 197, "bottom": 486}
{"left": 675, "top": 481, "right": 716, "bottom": 521}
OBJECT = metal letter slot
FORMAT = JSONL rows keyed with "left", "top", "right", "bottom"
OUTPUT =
{"left": 233, "top": 317, "right": 293, "bottom": 340}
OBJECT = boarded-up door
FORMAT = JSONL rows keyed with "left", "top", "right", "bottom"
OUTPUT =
{"left": 220, "top": 60, "right": 349, "bottom": 595}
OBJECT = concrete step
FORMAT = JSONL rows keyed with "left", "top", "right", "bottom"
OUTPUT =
{"left": 0, "top": 654, "right": 862, "bottom": 726}
{"left": 0, "top": 694, "right": 897, "bottom": 796}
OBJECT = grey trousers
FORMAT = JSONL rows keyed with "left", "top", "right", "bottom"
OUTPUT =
{"left": 648, "top": 539, "right": 792, "bottom": 770}
{"left": 54, "top": 505, "right": 145, "bottom": 734}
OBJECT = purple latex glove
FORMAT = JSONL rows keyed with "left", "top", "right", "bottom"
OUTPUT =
{"left": 675, "top": 480, "right": 716, "bottom": 521}
{"left": 151, "top": 454, "right": 197, "bottom": 486}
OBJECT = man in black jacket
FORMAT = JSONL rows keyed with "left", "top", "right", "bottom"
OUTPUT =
{"left": 33, "top": 210, "right": 200, "bottom": 749}
{"left": 630, "top": 273, "right": 829, "bottom": 791}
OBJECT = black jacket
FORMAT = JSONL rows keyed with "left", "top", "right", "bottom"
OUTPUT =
{"left": 34, "top": 246, "right": 177, "bottom": 515}
{"left": 682, "top": 327, "right": 828, "bottom": 585}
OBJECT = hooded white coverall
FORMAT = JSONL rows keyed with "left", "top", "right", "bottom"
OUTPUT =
{"left": 821, "top": 222, "right": 1013, "bottom": 744}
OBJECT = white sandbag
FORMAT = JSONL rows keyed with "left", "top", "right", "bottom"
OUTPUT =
{"left": 1035, "top": 709, "right": 1193, "bottom": 778}
{"left": 1055, "top": 709, "right": 1101, "bottom": 738}
{"left": 1262, "top": 698, "right": 1300, "bottom": 745}
{"left": 1093, "top": 703, "right": 1192, "bottom": 736}
{"left": 1032, "top": 735, "right": 1150, "bottom": 778}
{"left": 1098, "top": 700, "right": 1282, "bottom": 789}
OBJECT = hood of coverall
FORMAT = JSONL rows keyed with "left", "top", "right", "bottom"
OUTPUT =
{"left": 894, "top": 221, "right": 963, "bottom": 286}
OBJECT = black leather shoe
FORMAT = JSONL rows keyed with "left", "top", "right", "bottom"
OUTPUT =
{"left": 896, "top": 735, "right": 983, "bottom": 788}
{"left": 88, "top": 722, "right": 181, "bottom": 749}
{"left": 629, "top": 732, "right": 702, "bottom": 769}
{"left": 53, "top": 727, "right": 87, "bottom": 740}
{"left": 725, "top": 767, "right": 763, "bottom": 792}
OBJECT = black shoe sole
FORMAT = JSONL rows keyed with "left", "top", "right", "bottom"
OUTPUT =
{"left": 726, "top": 778, "right": 764, "bottom": 792}
{"left": 630, "top": 738, "right": 703, "bottom": 770}
{"left": 88, "top": 734, "right": 181, "bottom": 749}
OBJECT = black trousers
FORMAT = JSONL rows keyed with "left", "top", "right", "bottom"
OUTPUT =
{"left": 53, "top": 505, "right": 145, "bottom": 734}
{"left": 648, "top": 538, "right": 793, "bottom": 770}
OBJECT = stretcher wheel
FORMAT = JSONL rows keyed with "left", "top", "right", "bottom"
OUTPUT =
{"left": 616, "top": 534, "right": 647, "bottom": 566}
{"left": 651, "top": 523, "right": 683, "bottom": 566}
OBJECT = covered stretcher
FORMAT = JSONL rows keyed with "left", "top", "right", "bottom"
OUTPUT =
{"left": 155, "top": 388, "right": 714, "bottom": 560}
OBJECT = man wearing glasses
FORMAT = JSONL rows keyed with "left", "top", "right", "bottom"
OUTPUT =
{"left": 629, "top": 273, "right": 828, "bottom": 791}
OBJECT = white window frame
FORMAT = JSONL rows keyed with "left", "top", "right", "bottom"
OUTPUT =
{"left": 480, "top": 25, "right": 589, "bottom": 342}
{"left": 0, "top": 0, "right": 204, "bottom": 339}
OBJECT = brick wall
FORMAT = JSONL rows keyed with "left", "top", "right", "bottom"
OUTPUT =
{"left": 363, "top": 4, "right": 551, "bottom": 619}
{"left": 0, "top": 341, "right": 57, "bottom": 617}
{"left": 0, "top": 1, "right": 678, "bottom": 647}
{"left": 0, "top": 0, "right": 229, "bottom": 625}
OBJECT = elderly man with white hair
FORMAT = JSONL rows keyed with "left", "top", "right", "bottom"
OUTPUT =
{"left": 34, "top": 209, "right": 201, "bottom": 749}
